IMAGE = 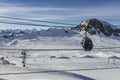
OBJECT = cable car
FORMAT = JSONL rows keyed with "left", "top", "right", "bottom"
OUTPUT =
{"left": 81, "top": 37, "right": 93, "bottom": 51}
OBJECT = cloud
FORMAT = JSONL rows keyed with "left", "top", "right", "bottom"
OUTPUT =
{"left": 0, "top": 2, "right": 120, "bottom": 22}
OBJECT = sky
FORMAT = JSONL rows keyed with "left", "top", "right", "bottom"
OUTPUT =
{"left": 0, "top": 0, "right": 120, "bottom": 29}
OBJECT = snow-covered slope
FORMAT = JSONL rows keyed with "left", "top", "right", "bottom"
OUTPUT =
{"left": 0, "top": 28, "right": 120, "bottom": 80}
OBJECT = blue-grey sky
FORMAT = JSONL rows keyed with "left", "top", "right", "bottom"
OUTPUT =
{"left": 0, "top": 0, "right": 120, "bottom": 29}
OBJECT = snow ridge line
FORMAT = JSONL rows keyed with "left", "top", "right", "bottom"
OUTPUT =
{"left": 0, "top": 67, "right": 120, "bottom": 75}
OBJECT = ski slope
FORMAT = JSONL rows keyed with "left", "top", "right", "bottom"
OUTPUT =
{"left": 0, "top": 28, "right": 120, "bottom": 80}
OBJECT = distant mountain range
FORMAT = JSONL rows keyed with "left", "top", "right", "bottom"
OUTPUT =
{"left": 0, "top": 18, "right": 120, "bottom": 40}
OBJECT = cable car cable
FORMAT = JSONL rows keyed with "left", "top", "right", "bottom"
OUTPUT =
{"left": 0, "top": 16, "right": 77, "bottom": 26}
{"left": 0, "top": 21, "right": 74, "bottom": 28}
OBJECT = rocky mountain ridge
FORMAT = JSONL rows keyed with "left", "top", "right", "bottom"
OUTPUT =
{"left": 79, "top": 18, "right": 120, "bottom": 36}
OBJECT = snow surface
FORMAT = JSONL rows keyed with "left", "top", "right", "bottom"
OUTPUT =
{"left": 0, "top": 28, "right": 120, "bottom": 80}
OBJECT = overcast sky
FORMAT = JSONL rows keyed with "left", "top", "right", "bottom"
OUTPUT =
{"left": 0, "top": 0, "right": 120, "bottom": 29}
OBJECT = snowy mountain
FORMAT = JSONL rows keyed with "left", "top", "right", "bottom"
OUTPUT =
{"left": 0, "top": 27, "right": 119, "bottom": 49}
{"left": 0, "top": 28, "right": 77, "bottom": 39}
{"left": 79, "top": 18, "right": 120, "bottom": 36}
{"left": 0, "top": 19, "right": 120, "bottom": 80}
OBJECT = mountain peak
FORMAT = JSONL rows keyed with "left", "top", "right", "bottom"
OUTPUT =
{"left": 80, "top": 18, "right": 120, "bottom": 36}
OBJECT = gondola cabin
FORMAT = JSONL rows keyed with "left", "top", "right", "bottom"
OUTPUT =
{"left": 81, "top": 37, "right": 93, "bottom": 51}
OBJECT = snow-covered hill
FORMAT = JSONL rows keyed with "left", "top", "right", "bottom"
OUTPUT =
{"left": 0, "top": 28, "right": 119, "bottom": 49}
{"left": 0, "top": 24, "right": 120, "bottom": 80}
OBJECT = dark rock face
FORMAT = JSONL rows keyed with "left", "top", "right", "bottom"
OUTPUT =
{"left": 80, "top": 18, "right": 120, "bottom": 36}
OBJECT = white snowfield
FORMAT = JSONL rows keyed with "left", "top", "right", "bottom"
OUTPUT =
{"left": 0, "top": 28, "right": 120, "bottom": 80}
